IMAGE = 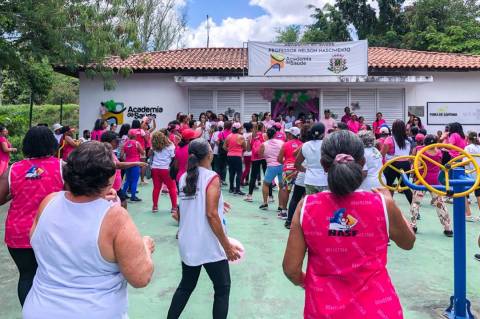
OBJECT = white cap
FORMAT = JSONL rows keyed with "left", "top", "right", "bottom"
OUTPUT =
{"left": 217, "top": 121, "right": 224, "bottom": 128}
{"left": 379, "top": 127, "right": 389, "bottom": 134}
{"left": 52, "top": 123, "right": 63, "bottom": 131}
{"left": 285, "top": 127, "right": 301, "bottom": 137}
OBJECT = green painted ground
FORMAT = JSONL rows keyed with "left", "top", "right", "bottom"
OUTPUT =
{"left": 1, "top": 183, "right": 480, "bottom": 318}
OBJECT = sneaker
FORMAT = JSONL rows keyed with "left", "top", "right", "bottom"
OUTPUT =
{"left": 277, "top": 206, "right": 282, "bottom": 212}
{"left": 268, "top": 196, "right": 275, "bottom": 203}
{"left": 221, "top": 181, "right": 228, "bottom": 186}
{"left": 284, "top": 221, "right": 291, "bottom": 229}
{"left": 152, "top": 207, "right": 159, "bottom": 213}
{"left": 235, "top": 190, "right": 246, "bottom": 196}
{"left": 474, "top": 254, "right": 480, "bottom": 261}
{"left": 444, "top": 230, "right": 454, "bottom": 237}
{"left": 466, "top": 216, "right": 479, "bottom": 222}
{"left": 257, "top": 181, "right": 261, "bottom": 186}
{"left": 244, "top": 195, "right": 253, "bottom": 202}
{"left": 277, "top": 211, "right": 288, "bottom": 220}
{"left": 130, "top": 197, "right": 142, "bottom": 202}
{"left": 259, "top": 203, "right": 268, "bottom": 210}
{"left": 417, "top": 213, "right": 421, "bottom": 220}
{"left": 229, "top": 189, "right": 234, "bottom": 194}
{"left": 412, "top": 226, "right": 418, "bottom": 234}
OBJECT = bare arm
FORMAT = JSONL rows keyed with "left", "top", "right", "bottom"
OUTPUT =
{"left": 65, "top": 135, "right": 78, "bottom": 147}
{"left": 136, "top": 142, "right": 145, "bottom": 157}
{"left": 294, "top": 150, "right": 306, "bottom": 173}
{"left": 258, "top": 144, "right": 265, "bottom": 158}
{"left": 1, "top": 142, "right": 16, "bottom": 153}
{"left": 0, "top": 168, "right": 9, "bottom": 205}
{"left": 206, "top": 176, "right": 240, "bottom": 262}
{"left": 149, "top": 119, "right": 156, "bottom": 133}
{"left": 372, "top": 188, "right": 415, "bottom": 250}
{"left": 238, "top": 135, "right": 246, "bottom": 151}
{"left": 283, "top": 199, "right": 306, "bottom": 287}
{"left": 116, "top": 162, "right": 147, "bottom": 169}
{"left": 277, "top": 145, "right": 285, "bottom": 164}
{"left": 380, "top": 142, "right": 390, "bottom": 157}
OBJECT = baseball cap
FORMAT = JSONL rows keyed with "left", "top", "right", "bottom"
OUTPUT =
{"left": 294, "top": 120, "right": 302, "bottom": 126}
{"left": 181, "top": 128, "right": 202, "bottom": 141}
{"left": 285, "top": 127, "right": 301, "bottom": 137}
{"left": 379, "top": 127, "right": 390, "bottom": 134}
{"left": 52, "top": 123, "right": 63, "bottom": 131}
{"left": 415, "top": 133, "right": 425, "bottom": 143}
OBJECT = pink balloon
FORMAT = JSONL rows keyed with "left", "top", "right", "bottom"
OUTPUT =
{"left": 228, "top": 237, "right": 245, "bottom": 264}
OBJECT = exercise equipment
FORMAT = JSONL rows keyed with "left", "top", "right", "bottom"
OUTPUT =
{"left": 378, "top": 143, "right": 480, "bottom": 319}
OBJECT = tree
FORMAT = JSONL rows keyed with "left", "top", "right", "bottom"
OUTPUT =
{"left": 302, "top": 4, "right": 351, "bottom": 42}
{"left": 275, "top": 25, "right": 301, "bottom": 43}
{"left": 336, "top": 0, "right": 377, "bottom": 39}
{"left": 0, "top": 0, "right": 143, "bottom": 91}
{"left": 125, "top": 0, "right": 187, "bottom": 51}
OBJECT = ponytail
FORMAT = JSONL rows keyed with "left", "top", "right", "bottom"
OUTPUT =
{"left": 183, "top": 154, "right": 200, "bottom": 196}
{"left": 321, "top": 130, "right": 365, "bottom": 196}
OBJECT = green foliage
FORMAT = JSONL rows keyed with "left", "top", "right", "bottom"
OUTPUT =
{"left": 46, "top": 74, "right": 79, "bottom": 105}
{"left": 275, "top": 25, "right": 301, "bottom": 43}
{"left": 0, "top": 104, "right": 79, "bottom": 162}
{"left": 276, "top": 0, "right": 480, "bottom": 55}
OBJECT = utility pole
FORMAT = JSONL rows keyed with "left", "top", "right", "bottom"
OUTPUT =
{"left": 206, "top": 15, "right": 210, "bottom": 48}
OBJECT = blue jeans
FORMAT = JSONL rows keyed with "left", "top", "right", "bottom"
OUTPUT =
{"left": 122, "top": 166, "right": 140, "bottom": 199}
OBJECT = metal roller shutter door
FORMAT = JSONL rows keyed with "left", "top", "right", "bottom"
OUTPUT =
{"left": 323, "top": 89, "right": 348, "bottom": 121}
{"left": 377, "top": 89, "right": 405, "bottom": 126}
{"left": 189, "top": 90, "right": 213, "bottom": 120}
{"left": 217, "top": 90, "right": 241, "bottom": 119}
{"left": 350, "top": 89, "right": 376, "bottom": 124}
{"left": 244, "top": 90, "right": 270, "bottom": 122}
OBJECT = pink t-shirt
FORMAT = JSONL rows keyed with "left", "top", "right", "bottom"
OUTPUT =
{"left": 60, "top": 137, "right": 75, "bottom": 161}
{"left": 301, "top": 191, "right": 402, "bottom": 319}
{"left": 175, "top": 144, "right": 189, "bottom": 182}
{"left": 418, "top": 148, "right": 442, "bottom": 185}
{"left": 132, "top": 128, "right": 146, "bottom": 149}
{"left": 0, "top": 136, "right": 11, "bottom": 175}
{"left": 320, "top": 118, "right": 336, "bottom": 134}
{"left": 448, "top": 133, "right": 466, "bottom": 158}
{"left": 347, "top": 120, "right": 361, "bottom": 133}
{"left": 373, "top": 119, "right": 386, "bottom": 135}
{"left": 283, "top": 139, "right": 303, "bottom": 171}
{"left": 226, "top": 133, "right": 243, "bottom": 157}
{"left": 274, "top": 131, "right": 286, "bottom": 141}
{"left": 5, "top": 157, "right": 64, "bottom": 248}
{"left": 91, "top": 129, "right": 106, "bottom": 141}
{"left": 123, "top": 139, "right": 141, "bottom": 162}
{"left": 250, "top": 132, "right": 265, "bottom": 161}
{"left": 263, "top": 139, "right": 284, "bottom": 166}
{"left": 112, "top": 152, "right": 122, "bottom": 191}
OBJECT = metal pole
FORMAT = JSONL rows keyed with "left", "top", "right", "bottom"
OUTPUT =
{"left": 60, "top": 98, "right": 63, "bottom": 124}
{"left": 29, "top": 92, "right": 33, "bottom": 128}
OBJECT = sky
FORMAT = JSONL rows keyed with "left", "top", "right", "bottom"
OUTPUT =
{"left": 181, "top": 0, "right": 333, "bottom": 48}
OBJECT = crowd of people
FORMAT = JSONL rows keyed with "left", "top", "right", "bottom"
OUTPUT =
{"left": 1, "top": 106, "right": 480, "bottom": 318}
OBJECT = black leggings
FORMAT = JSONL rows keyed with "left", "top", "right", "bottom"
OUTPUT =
{"left": 287, "top": 185, "right": 306, "bottom": 222}
{"left": 227, "top": 156, "right": 242, "bottom": 192}
{"left": 248, "top": 160, "right": 272, "bottom": 196}
{"left": 383, "top": 160, "right": 413, "bottom": 204}
{"left": 217, "top": 154, "right": 228, "bottom": 182}
{"left": 167, "top": 260, "right": 231, "bottom": 319}
{"left": 8, "top": 248, "right": 38, "bottom": 306}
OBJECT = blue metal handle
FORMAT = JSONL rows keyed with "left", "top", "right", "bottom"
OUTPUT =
{"left": 400, "top": 173, "right": 446, "bottom": 192}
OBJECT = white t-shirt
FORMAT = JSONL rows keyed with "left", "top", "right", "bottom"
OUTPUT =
{"left": 178, "top": 167, "right": 226, "bottom": 266}
{"left": 302, "top": 140, "right": 328, "bottom": 186}
{"left": 151, "top": 144, "right": 175, "bottom": 169}
{"left": 359, "top": 147, "right": 384, "bottom": 190}
{"left": 243, "top": 132, "right": 252, "bottom": 156}
{"left": 465, "top": 144, "right": 480, "bottom": 179}
{"left": 211, "top": 131, "right": 220, "bottom": 155}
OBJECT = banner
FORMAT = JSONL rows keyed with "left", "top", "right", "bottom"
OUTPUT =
{"left": 101, "top": 100, "right": 164, "bottom": 126}
{"left": 427, "top": 102, "right": 480, "bottom": 125}
{"left": 248, "top": 40, "right": 368, "bottom": 76}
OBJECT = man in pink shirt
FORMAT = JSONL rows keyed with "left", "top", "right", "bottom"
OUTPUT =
{"left": 341, "top": 106, "right": 352, "bottom": 123}
{"left": 320, "top": 109, "right": 336, "bottom": 134}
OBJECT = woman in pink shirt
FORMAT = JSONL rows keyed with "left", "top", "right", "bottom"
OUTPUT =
{"left": 443, "top": 122, "right": 466, "bottom": 159}
{"left": 121, "top": 129, "right": 145, "bottom": 202}
{"left": 245, "top": 122, "right": 266, "bottom": 202}
{"left": 224, "top": 122, "right": 246, "bottom": 195}
{"left": 174, "top": 128, "right": 202, "bottom": 183}
{"left": 347, "top": 113, "right": 361, "bottom": 133}
{"left": 0, "top": 126, "right": 63, "bottom": 306}
{"left": 91, "top": 119, "right": 108, "bottom": 141}
{"left": 283, "top": 130, "right": 415, "bottom": 319}
{"left": 59, "top": 127, "right": 79, "bottom": 161}
{"left": 0, "top": 125, "right": 17, "bottom": 175}
{"left": 262, "top": 112, "right": 275, "bottom": 129}
{"left": 372, "top": 112, "right": 386, "bottom": 138}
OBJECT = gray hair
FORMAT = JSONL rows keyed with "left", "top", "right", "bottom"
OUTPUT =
{"left": 321, "top": 130, "right": 365, "bottom": 196}
{"left": 358, "top": 130, "right": 376, "bottom": 148}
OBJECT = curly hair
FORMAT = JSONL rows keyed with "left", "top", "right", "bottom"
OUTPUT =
{"left": 151, "top": 130, "right": 172, "bottom": 151}
{"left": 63, "top": 141, "right": 116, "bottom": 197}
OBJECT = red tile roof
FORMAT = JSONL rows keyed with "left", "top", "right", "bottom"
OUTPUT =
{"left": 102, "top": 47, "right": 480, "bottom": 72}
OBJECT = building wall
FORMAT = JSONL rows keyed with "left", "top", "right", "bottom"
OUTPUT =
{"left": 406, "top": 71, "right": 480, "bottom": 133}
{"left": 79, "top": 73, "right": 188, "bottom": 132}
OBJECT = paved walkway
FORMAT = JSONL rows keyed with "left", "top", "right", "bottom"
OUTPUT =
{"left": 1, "top": 183, "right": 480, "bottom": 318}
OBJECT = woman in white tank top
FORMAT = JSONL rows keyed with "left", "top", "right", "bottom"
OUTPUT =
{"left": 168, "top": 138, "right": 242, "bottom": 319}
{"left": 23, "top": 142, "right": 155, "bottom": 319}
{"left": 380, "top": 120, "right": 413, "bottom": 204}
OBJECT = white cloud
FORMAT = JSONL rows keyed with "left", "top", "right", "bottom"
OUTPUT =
{"left": 184, "top": 0, "right": 333, "bottom": 48}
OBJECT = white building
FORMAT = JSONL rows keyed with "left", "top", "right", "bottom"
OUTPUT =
{"left": 74, "top": 46, "right": 480, "bottom": 133}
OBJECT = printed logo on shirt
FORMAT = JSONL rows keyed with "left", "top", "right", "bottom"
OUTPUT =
{"left": 25, "top": 165, "right": 44, "bottom": 180}
{"left": 328, "top": 208, "right": 358, "bottom": 237}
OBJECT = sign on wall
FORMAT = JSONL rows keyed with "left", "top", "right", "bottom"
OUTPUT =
{"left": 101, "top": 100, "right": 164, "bottom": 125}
{"left": 248, "top": 40, "right": 368, "bottom": 77}
{"left": 427, "top": 102, "right": 480, "bottom": 125}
